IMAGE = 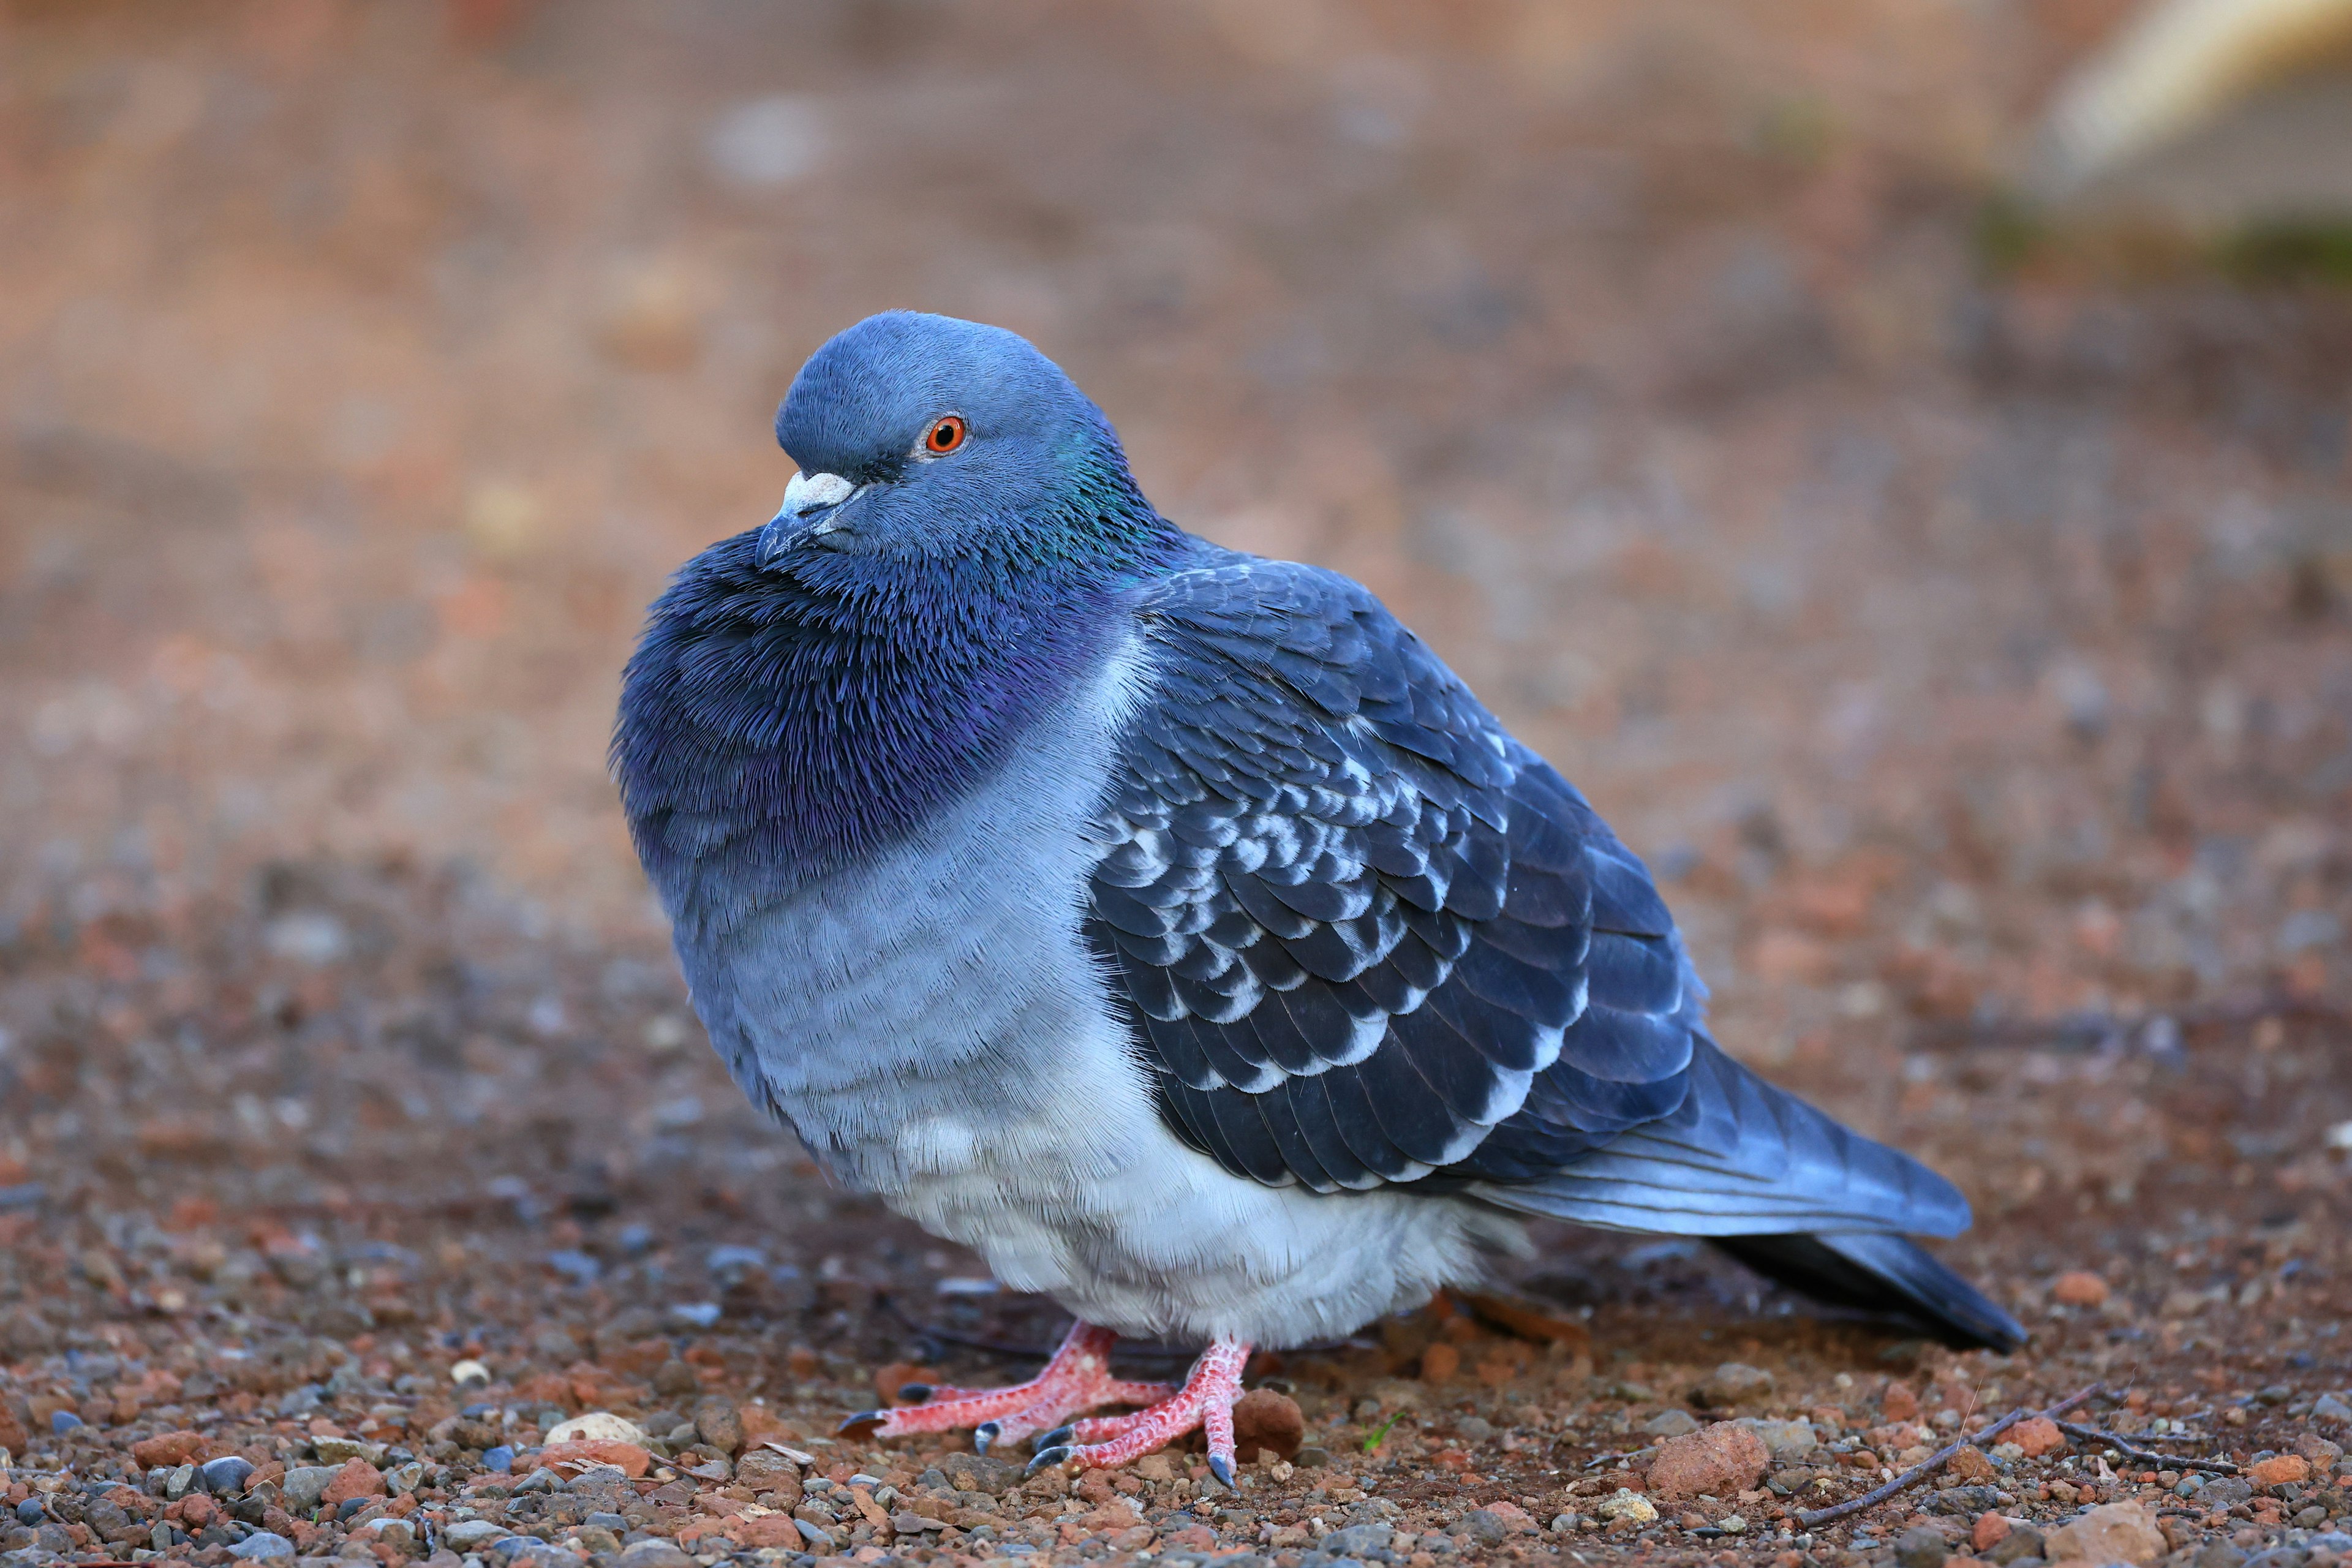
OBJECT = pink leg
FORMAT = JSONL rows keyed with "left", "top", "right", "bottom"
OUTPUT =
{"left": 839, "top": 1321, "right": 1175, "bottom": 1453}
{"left": 1028, "top": 1335, "right": 1251, "bottom": 1483}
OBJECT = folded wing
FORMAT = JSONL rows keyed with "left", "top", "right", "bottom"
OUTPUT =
{"left": 1091, "top": 551, "right": 2021, "bottom": 1349}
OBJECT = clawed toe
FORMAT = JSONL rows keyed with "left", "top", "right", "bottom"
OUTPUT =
{"left": 840, "top": 1322, "right": 1250, "bottom": 1476}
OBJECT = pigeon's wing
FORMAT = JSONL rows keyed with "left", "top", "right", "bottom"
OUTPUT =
{"left": 1093, "top": 552, "right": 1682, "bottom": 1189}
{"left": 1095, "top": 554, "right": 2023, "bottom": 1349}
{"left": 1096, "top": 555, "right": 1922, "bottom": 1211}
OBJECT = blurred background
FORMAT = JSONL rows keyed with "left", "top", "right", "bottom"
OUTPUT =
{"left": 1, "top": 0, "right": 2348, "bottom": 1404}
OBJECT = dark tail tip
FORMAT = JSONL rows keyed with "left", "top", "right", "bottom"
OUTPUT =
{"left": 1714, "top": 1231, "right": 2027, "bottom": 1352}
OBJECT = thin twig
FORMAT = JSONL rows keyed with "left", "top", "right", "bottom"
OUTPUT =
{"left": 2057, "top": 1422, "right": 2240, "bottom": 1476}
{"left": 1798, "top": 1384, "right": 2103, "bottom": 1530}
{"left": 1581, "top": 1446, "right": 1657, "bottom": 1472}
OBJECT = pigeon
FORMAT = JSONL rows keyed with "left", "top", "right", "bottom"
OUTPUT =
{"left": 612, "top": 310, "right": 2026, "bottom": 1480}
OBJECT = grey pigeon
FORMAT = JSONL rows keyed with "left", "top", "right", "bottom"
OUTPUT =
{"left": 612, "top": 311, "right": 2024, "bottom": 1479}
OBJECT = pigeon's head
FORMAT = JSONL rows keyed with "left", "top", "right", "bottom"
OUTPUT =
{"left": 761, "top": 311, "right": 1158, "bottom": 569}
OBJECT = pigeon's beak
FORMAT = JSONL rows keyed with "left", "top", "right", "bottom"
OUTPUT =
{"left": 759, "top": 470, "right": 859, "bottom": 565}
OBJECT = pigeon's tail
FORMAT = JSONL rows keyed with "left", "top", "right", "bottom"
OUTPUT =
{"left": 1712, "top": 1232, "right": 2025, "bottom": 1351}
{"left": 1471, "top": 1036, "right": 2026, "bottom": 1350}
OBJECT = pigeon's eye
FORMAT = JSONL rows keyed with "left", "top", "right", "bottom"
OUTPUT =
{"left": 924, "top": 415, "right": 968, "bottom": 455}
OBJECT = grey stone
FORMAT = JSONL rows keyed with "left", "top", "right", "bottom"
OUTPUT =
{"left": 2241, "top": 1550, "right": 2307, "bottom": 1568}
{"left": 1897, "top": 1525, "right": 1954, "bottom": 1568}
{"left": 2204, "top": 1479, "right": 2256, "bottom": 1509}
{"left": 614, "top": 1544, "right": 695, "bottom": 1568}
{"left": 230, "top": 1532, "right": 297, "bottom": 1561}
{"left": 203, "top": 1457, "right": 258, "bottom": 1496}
{"left": 282, "top": 1468, "right": 337, "bottom": 1511}
{"left": 444, "top": 1521, "right": 511, "bottom": 1549}
{"left": 1455, "top": 1510, "right": 1513, "bottom": 1544}
{"left": 1643, "top": 1410, "right": 1702, "bottom": 1438}
{"left": 1738, "top": 1417, "right": 1820, "bottom": 1460}
{"left": 1692, "top": 1363, "right": 1775, "bottom": 1408}
{"left": 1320, "top": 1524, "right": 1392, "bottom": 1556}
{"left": 939, "top": 1452, "right": 1020, "bottom": 1496}
{"left": 2193, "top": 1544, "right": 2246, "bottom": 1568}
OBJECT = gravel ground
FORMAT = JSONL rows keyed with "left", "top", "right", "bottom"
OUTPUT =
{"left": 2, "top": 5, "right": 2350, "bottom": 1568}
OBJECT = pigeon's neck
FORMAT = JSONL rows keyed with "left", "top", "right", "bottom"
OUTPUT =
{"left": 616, "top": 527, "right": 1184, "bottom": 910}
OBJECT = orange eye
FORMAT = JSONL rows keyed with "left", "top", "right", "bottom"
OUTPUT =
{"left": 925, "top": 415, "right": 967, "bottom": 454}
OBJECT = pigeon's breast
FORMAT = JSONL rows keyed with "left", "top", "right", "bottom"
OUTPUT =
{"left": 670, "top": 636, "right": 1153, "bottom": 1186}
{"left": 666, "top": 630, "right": 1523, "bottom": 1344}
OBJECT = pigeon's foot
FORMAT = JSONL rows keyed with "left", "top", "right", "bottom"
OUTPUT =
{"left": 1026, "top": 1335, "right": 1250, "bottom": 1480}
{"left": 839, "top": 1321, "right": 1175, "bottom": 1452}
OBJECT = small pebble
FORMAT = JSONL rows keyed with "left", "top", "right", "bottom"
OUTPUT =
{"left": 228, "top": 1530, "right": 297, "bottom": 1560}
{"left": 202, "top": 1454, "right": 257, "bottom": 1495}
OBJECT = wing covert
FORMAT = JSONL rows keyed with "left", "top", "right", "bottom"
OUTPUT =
{"left": 1088, "top": 553, "right": 1693, "bottom": 1193}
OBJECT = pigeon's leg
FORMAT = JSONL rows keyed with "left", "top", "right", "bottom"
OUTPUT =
{"left": 1027, "top": 1335, "right": 1251, "bottom": 1483}
{"left": 840, "top": 1321, "right": 1175, "bottom": 1453}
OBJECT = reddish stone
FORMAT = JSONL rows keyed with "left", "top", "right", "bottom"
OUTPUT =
{"left": 1231, "top": 1389, "right": 1304, "bottom": 1460}
{"left": 1078, "top": 1504, "right": 1145, "bottom": 1534}
{"left": 2051, "top": 1272, "right": 2110, "bottom": 1308}
{"left": 1480, "top": 1501, "right": 1537, "bottom": 1532}
{"left": 733, "top": 1515, "right": 803, "bottom": 1548}
{"left": 2010, "top": 1417, "right": 2065, "bottom": 1458}
{"left": 1972, "top": 1512, "right": 2013, "bottom": 1553}
{"left": 2248, "top": 1455, "right": 2310, "bottom": 1488}
{"left": 525, "top": 1439, "right": 652, "bottom": 1478}
{"left": 1950, "top": 1446, "right": 1996, "bottom": 1483}
{"left": 1646, "top": 1422, "right": 1771, "bottom": 1501}
{"left": 1882, "top": 1382, "right": 1921, "bottom": 1423}
{"left": 737, "top": 1404, "right": 797, "bottom": 1450}
{"left": 166, "top": 1493, "right": 217, "bottom": 1529}
{"left": 1419, "top": 1343, "right": 1460, "bottom": 1382}
{"left": 132, "top": 1430, "right": 209, "bottom": 1469}
{"left": 2043, "top": 1501, "right": 2163, "bottom": 1566}
{"left": 321, "top": 1458, "right": 388, "bottom": 1505}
